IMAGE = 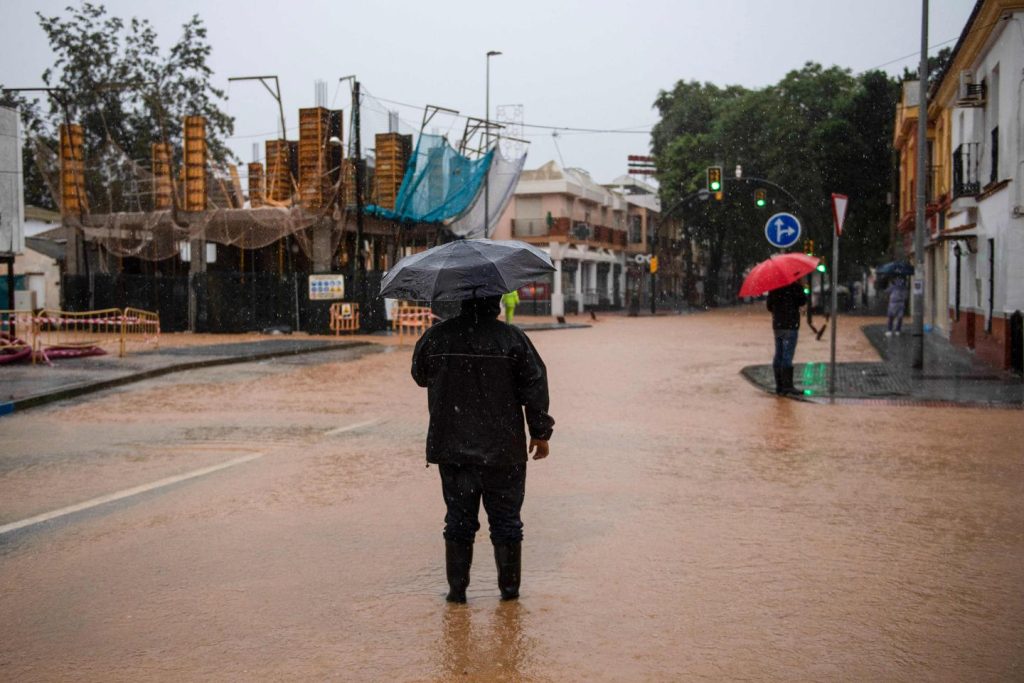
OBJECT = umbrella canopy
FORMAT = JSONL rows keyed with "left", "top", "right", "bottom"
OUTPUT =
{"left": 738, "top": 253, "right": 820, "bottom": 298}
{"left": 379, "top": 239, "right": 555, "bottom": 301}
{"left": 876, "top": 260, "right": 914, "bottom": 276}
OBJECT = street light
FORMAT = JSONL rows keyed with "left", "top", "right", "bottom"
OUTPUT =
{"left": 485, "top": 50, "right": 502, "bottom": 236}
{"left": 227, "top": 75, "right": 286, "bottom": 140}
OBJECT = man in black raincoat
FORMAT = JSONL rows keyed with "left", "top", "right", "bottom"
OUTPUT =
{"left": 412, "top": 296, "right": 555, "bottom": 603}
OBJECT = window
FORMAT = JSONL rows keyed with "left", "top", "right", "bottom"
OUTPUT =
{"left": 990, "top": 126, "right": 998, "bottom": 184}
{"left": 629, "top": 215, "right": 642, "bottom": 244}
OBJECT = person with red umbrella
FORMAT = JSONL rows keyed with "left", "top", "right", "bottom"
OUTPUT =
{"left": 739, "top": 253, "right": 818, "bottom": 396}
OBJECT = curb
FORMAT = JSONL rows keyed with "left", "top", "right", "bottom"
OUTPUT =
{"left": 3, "top": 341, "right": 374, "bottom": 416}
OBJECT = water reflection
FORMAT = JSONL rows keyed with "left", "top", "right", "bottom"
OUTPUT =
{"left": 438, "top": 600, "right": 532, "bottom": 681}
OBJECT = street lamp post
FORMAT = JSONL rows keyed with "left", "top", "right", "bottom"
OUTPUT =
{"left": 485, "top": 50, "right": 502, "bottom": 237}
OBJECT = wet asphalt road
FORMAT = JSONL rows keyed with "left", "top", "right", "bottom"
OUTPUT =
{"left": 1, "top": 309, "right": 1022, "bottom": 681}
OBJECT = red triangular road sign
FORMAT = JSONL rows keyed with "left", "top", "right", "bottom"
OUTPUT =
{"left": 831, "top": 193, "right": 849, "bottom": 236}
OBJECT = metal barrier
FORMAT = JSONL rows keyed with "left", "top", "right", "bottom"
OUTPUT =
{"left": 35, "top": 308, "right": 126, "bottom": 360}
{"left": 1, "top": 308, "right": 161, "bottom": 364}
{"left": 329, "top": 302, "right": 360, "bottom": 334}
{"left": 122, "top": 307, "right": 161, "bottom": 355}
{"left": 392, "top": 302, "right": 435, "bottom": 344}
{"left": 0, "top": 310, "right": 37, "bottom": 364}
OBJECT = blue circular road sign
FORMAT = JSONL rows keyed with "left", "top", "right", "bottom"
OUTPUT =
{"left": 764, "top": 212, "right": 802, "bottom": 248}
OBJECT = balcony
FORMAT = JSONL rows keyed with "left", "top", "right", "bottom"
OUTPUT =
{"left": 952, "top": 143, "right": 980, "bottom": 199}
{"left": 511, "top": 218, "right": 551, "bottom": 237}
{"left": 512, "top": 217, "right": 626, "bottom": 247}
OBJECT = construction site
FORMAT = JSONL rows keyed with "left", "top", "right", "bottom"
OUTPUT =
{"left": 3, "top": 83, "right": 528, "bottom": 337}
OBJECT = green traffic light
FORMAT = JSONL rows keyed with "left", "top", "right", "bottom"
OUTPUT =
{"left": 816, "top": 264, "right": 827, "bottom": 273}
{"left": 710, "top": 180, "right": 721, "bottom": 191}
{"left": 803, "top": 287, "right": 810, "bottom": 295}
{"left": 755, "top": 198, "right": 766, "bottom": 207}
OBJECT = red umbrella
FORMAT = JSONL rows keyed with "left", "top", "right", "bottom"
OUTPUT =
{"left": 738, "top": 253, "right": 820, "bottom": 298}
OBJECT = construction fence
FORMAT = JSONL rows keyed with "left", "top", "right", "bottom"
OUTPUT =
{"left": 62, "top": 271, "right": 391, "bottom": 335}
{"left": 1, "top": 307, "right": 160, "bottom": 364}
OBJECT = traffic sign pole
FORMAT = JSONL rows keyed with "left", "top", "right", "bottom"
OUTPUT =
{"left": 829, "top": 228, "right": 839, "bottom": 395}
{"left": 829, "top": 194, "right": 849, "bottom": 396}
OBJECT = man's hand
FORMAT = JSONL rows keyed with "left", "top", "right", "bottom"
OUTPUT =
{"left": 529, "top": 439, "right": 550, "bottom": 460}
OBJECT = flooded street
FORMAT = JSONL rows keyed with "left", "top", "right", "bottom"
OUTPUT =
{"left": 1, "top": 308, "right": 1022, "bottom": 681}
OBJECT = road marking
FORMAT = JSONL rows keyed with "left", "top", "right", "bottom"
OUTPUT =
{"left": 0, "top": 453, "right": 264, "bottom": 536}
{"left": 323, "top": 418, "right": 384, "bottom": 436}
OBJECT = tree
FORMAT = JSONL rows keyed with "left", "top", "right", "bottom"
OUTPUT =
{"left": 1, "top": 3, "right": 234, "bottom": 212}
{"left": 651, "top": 63, "right": 901, "bottom": 304}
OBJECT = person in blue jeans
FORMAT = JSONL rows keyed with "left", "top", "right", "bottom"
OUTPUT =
{"left": 766, "top": 281, "right": 807, "bottom": 396}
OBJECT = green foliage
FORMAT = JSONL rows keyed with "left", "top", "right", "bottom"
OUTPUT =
{"left": 652, "top": 63, "right": 901, "bottom": 304}
{"left": 1, "top": 3, "right": 234, "bottom": 212}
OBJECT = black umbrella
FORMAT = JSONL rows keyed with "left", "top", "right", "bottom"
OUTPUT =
{"left": 877, "top": 260, "right": 914, "bottom": 276}
{"left": 379, "top": 239, "right": 555, "bottom": 301}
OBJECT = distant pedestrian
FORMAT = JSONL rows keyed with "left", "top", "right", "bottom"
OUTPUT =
{"left": 502, "top": 289, "right": 520, "bottom": 324}
{"left": 886, "top": 277, "right": 908, "bottom": 336}
{"left": 766, "top": 281, "right": 807, "bottom": 396}
{"left": 412, "top": 296, "right": 554, "bottom": 603}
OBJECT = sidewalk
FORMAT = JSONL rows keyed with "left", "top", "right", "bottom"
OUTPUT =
{"left": 1, "top": 337, "right": 377, "bottom": 416}
{"left": 741, "top": 324, "right": 1024, "bottom": 408}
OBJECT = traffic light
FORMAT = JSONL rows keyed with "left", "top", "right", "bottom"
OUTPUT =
{"left": 707, "top": 166, "right": 722, "bottom": 193}
{"left": 754, "top": 188, "right": 767, "bottom": 207}
{"left": 804, "top": 239, "right": 815, "bottom": 255}
{"left": 649, "top": 256, "right": 658, "bottom": 274}
{"left": 816, "top": 261, "right": 827, "bottom": 273}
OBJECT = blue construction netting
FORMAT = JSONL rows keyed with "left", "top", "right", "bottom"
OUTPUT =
{"left": 366, "top": 133, "right": 493, "bottom": 224}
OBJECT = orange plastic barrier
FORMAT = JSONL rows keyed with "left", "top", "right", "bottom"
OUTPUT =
{"left": 392, "top": 302, "right": 435, "bottom": 344}
{"left": 330, "top": 302, "right": 360, "bottom": 334}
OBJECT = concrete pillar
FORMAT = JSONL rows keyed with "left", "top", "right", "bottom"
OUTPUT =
{"left": 187, "top": 231, "right": 207, "bottom": 332}
{"left": 575, "top": 259, "right": 583, "bottom": 314}
{"left": 589, "top": 261, "right": 598, "bottom": 306}
{"left": 607, "top": 263, "right": 615, "bottom": 302}
{"left": 551, "top": 258, "right": 564, "bottom": 318}
{"left": 311, "top": 222, "right": 332, "bottom": 273}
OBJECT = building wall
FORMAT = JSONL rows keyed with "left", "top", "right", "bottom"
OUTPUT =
{"left": 934, "top": 2, "right": 1024, "bottom": 370}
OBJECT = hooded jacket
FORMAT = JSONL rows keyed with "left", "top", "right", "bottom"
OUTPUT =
{"left": 412, "top": 297, "right": 555, "bottom": 466}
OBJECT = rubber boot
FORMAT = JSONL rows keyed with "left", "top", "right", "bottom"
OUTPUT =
{"left": 782, "top": 367, "right": 801, "bottom": 396}
{"left": 445, "top": 540, "right": 473, "bottom": 603}
{"left": 493, "top": 542, "right": 521, "bottom": 601}
{"left": 773, "top": 367, "right": 784, "bottom": 395}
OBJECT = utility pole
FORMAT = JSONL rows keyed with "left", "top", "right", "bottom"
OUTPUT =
{"left": 352, "top": 78, "right": 365, "bottom": 321}
{"left": 912, "top": 0, "right": 929, "bottom": 369}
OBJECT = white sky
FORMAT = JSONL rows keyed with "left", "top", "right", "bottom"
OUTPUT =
{"left": 0, "top": 0, "right": 977, "bottom": 183}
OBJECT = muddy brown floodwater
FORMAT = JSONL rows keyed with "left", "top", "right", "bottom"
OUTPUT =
{"left": 1, "top": 307, "right": 1022, "bottom": 681}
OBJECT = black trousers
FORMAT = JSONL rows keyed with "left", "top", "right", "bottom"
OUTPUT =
{"left": 438, "top": 463, "right": 526, "bottom": 544}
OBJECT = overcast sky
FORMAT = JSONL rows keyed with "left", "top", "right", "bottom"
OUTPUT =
{"left": 1, "top": 0, "right": 976, "bottom": 183}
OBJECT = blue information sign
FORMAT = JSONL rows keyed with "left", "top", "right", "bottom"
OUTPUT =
{"left": 764, "top": 212, "right": 802, "bottom": 248}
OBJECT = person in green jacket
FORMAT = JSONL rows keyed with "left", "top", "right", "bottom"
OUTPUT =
{"left": 502, "top": 289, "right": 520, "bottom": 324}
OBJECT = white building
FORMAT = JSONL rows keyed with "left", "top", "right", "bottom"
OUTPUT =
{"left": 492, "top": 161, "right": 633, "bottom": 316}
{"left": 931, "top": 0, "right": 1024, "bottom": 370}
